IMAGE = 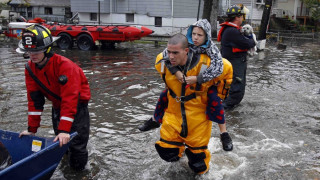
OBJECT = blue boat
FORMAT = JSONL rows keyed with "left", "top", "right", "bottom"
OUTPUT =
{"left": 0, "top": 129, "right": 77, "bottom": 180}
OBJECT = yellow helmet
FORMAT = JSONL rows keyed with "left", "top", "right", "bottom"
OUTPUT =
{"left": 226, "top": 4, "right": 249, "bottom": 20}
{"left": 16, "top": 24, "right": 59, "bottom": 53}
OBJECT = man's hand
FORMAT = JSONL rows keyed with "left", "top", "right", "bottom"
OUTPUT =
{"left": 175, "top": 71, "right": 184, "bottom": 83}
{"left": 245, "top": 34, "right": 253, "bottom": 39}
{"left": 185, "top": 76, "right": 197, "bottom": 85}
{"left": 19, "top": 130, "right": 35, "bottom": 137}
{"left": 53, "top": 133, "right": 70, "bottom": 147}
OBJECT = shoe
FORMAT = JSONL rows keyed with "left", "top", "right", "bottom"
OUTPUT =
{"left": 220, "top": 132, "right": 233, "bottom": 151}
{"left": 138, "top": 118, "right": 160, "bottom": 131}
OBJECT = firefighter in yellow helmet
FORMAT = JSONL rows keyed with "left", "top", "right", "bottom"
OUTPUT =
{"left": 218, "top": 4, "right": 256, "bottom": 110}
{"left": 153, "top": 33, "right": 232, "bottom": 174}
{"left": 226, "top": 4, "right": 250, "bottom": 21}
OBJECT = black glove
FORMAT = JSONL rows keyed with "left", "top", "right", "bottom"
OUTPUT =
{"left": 138, "top": 118, "right": 160, "bottom": 131}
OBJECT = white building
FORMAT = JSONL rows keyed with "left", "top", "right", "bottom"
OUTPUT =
{"left": 71, "top": 0, "right": 270, "bottom": 36}
{"left": 8, "top": 0, "right": 71, "bottom": 22}
{"left": 5, "top": 0, "right": 310, "bottom": 35}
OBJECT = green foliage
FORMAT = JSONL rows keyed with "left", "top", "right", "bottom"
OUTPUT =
{"left": 289, "top": 19, "right": 299, "bottom": 25}
{"left": 22, "top": 0, "right": 31, "bottom": 7}
{"left": 302, "top": 0, "right": 320, "bottom": 21}
{"left": 0, "top": 1, "right": 10, "bottom": 10}
{"left": 310, "top": 7, "right": 320, "bottom": 20}
{"left": 298, "top": 25, "right": 316, "bottom": 32}
{"left": 299, "top": 25, "right": 307, "bottom": 31}
{"left": 306, "top": 25, "right": 316, "bottom": 30}
{"left": 1, "top": 0, "right": 31, "bottom": 8}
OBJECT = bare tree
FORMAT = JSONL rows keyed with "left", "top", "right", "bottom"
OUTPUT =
{"left": 211, "top": 0, "right": 219, "bottom": 38}
{"left": 202, "top": 0, "right": 212, "bottom": 21}
{"left": 202, "top": 0, "right": 219, "bottom": 38}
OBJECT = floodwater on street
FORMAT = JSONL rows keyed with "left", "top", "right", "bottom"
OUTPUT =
{"left": 0, "top": 40, "right": 319, "bottom": 180}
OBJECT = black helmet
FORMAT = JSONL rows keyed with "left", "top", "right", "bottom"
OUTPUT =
{"left": 16, "top": 24, "right": 59, "bottom": 53}
{"left": 226, "top": 4, "right": 249, "bottom": 19}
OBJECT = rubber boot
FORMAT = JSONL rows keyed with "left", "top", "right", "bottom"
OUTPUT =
{"left": 220, "top": 132, "right": 233, "bottom": 151}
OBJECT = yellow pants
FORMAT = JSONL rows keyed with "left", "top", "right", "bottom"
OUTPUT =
{"left": 155, "top": 111, "right": 212, "bottom": 174}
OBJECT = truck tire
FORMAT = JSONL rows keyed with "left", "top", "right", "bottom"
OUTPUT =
{"left": 57, "top": 33, "right": 73, "bottom": 49}
{"left": 77, "top": 34, "right": 94, "bottom": 51}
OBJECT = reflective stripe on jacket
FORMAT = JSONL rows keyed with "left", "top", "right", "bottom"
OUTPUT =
{"left": 25, "top": 53, "right": 91, "bottom": 133}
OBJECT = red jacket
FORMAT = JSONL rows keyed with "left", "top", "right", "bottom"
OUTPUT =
{"left": 25, "top": 53, "right": 91, "bottom": 133}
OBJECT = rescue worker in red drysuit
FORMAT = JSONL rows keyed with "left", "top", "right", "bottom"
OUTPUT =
{"left": 218, "top": 4, "right": 256, "bottom": 110}
{"left": 16, "top": 24, "right": 91, "bottom": 171}
{"left": 153, "top": 34, "right": 232, "bottom": 174}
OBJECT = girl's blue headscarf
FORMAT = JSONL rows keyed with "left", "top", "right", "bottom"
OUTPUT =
{"left": 186, "top": 19, "right": 212, "bottom": 48}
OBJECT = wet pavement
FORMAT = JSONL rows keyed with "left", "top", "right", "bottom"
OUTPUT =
{"left": 0, "top": 40, "right": 319, "bottom": 180}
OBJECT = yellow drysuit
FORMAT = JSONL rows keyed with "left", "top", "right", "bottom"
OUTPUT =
{"left": 154, "top": 52, "right": 233, "bottom": 174}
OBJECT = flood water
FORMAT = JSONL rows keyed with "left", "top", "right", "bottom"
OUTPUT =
{"left": 0, "top": 40, "right": 319, "bottom": 180}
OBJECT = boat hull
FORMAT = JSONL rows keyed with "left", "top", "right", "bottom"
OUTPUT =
{"left": 0, "top": 130, "right": 77, "bottom": 180}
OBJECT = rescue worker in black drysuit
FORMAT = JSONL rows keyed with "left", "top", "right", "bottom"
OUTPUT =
{"left": 217, "top": 4, "right": 256, "bottom": 109}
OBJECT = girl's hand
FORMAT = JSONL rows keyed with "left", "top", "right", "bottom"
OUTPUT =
{"left": 185, "top": 76, "right": 197, "bottom": 85}
{"left": 175, "top": 71, "right": 184, "bottom": 83}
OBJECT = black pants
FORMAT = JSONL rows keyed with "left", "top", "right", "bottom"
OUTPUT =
{"left": 52, "top": 103, "right": 90, "bottom": 170}
{"left": 223, "top": 56, "right": 247, "bottom": 107}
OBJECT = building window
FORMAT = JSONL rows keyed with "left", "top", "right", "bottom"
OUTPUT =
{"left": 65, "top": 7, "right": 72, "bottom": 18}
{"left": 44, "top": 7, "right": 52, "bottom": 15}
{"left": 126, "top": 13, "right": 134, "bottom": 22}
{"left": 256, "top": 0, "right": 265, "bottom": 3}
{"left": 19, "top": 12, "right": 26, "bottom": 17}
{"left": 90, "top": 13, "right": 97, "bottom": 21}
{"left": 27, "top": 7, "right": 32, "bottom": 18}
{"left": 155, "top": 17, "right": 162, "bottom": 27}
{"left": 15, "top": 7, "right": 25, "bottom": 14}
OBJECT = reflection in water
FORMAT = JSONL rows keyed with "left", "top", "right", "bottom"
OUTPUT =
{"left": 0, "top": 41, "right": 319, "bottom": 179}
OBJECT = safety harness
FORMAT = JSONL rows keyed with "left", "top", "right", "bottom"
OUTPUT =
{"left": 25, "top": 62, "right": 61, "bottom": 101}
{"left": 160, "top": 138, "right": 208, "bottom": 150}
{"left": 160, "top": 52, "right": 209, "bottom": 138}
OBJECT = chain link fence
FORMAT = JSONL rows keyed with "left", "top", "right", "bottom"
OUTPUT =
{"left": 265, "top": 31, "right": 320, "bottom": 47}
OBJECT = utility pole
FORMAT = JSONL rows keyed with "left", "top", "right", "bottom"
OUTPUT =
{"left": 97, "top": 0, "right": 104, "bottom": 25}
{"left": 98, "top": 0, "right": 100, "bottom": 25}
{"left": 197, "top": 0, "right": 201, "bottom": 20}
{"left": 202, "top": 0, "right": 219, "bottom": 38}
{"left": 258, "top": 0, "right": 272, "bottom": 40}
{"left": 202, "top": 0, "right": 212, "bottom": 21}
{"left": 210, "top": 0, "right": 219, "bottom": 38}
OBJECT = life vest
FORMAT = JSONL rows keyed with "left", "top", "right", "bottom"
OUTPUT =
{"left": 214, "top": 58, "right": 233, "bottom": 100}
{"left": 217, "top": 22, "right": 248, "bottom": 53}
